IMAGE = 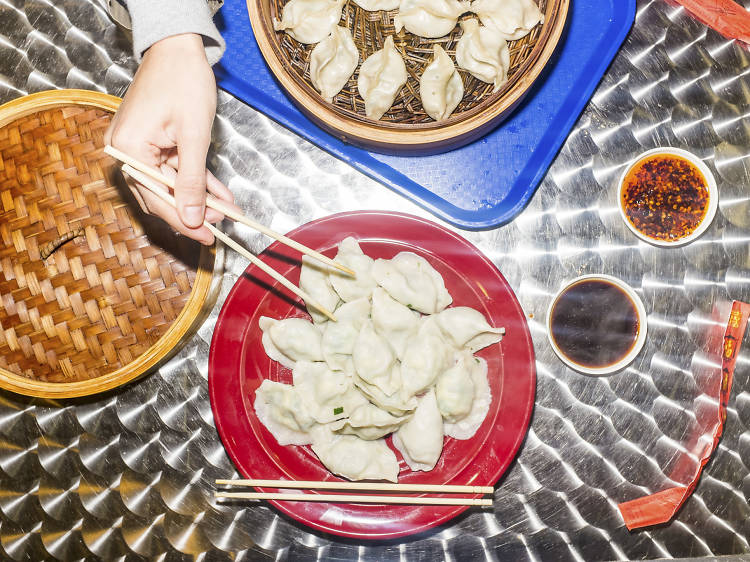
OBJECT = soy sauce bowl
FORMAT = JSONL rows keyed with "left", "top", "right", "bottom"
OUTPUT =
{"left": 617, "top": 147, "right": 718, "bottom": 247}
{"left": 546, "top": 274, "right": 648, "bottom": 376}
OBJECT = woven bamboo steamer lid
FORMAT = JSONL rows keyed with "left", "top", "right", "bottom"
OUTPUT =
{"left": 248, "top": 0, "right": 569, "bottom": 154}
{"left": 0, "top": 89, "right": 215, "bottom": 398}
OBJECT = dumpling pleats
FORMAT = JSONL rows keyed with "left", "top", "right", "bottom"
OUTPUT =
{"left": 311, "top": 426, "right": 400, "bottom": 482}
{"left": 444, "top": 356, "right": 491, "bottom": 439}
{"left": 310, "top": 26, "right": 360, "bottom": 103}
{"left": 273, "top": 0, "right": 345, "bottom": 44}
{"left": 254, "top": 380, "right": 317, "bottom": 445}
{"left": 259, "top": 316, "right": 324, "bottom": 369}
{"left": 394, "top": 0, "right": 470, "bottom": 38}
{"left": 392, "top": 388, "right": 445, "bottom": 471}
{"left": 419, "top": 44, "right": 464, "bottom": 122}
{"left": 470, "top": 0, "right": 543, "bottom": 41}
{"left": 455, "top": 18, "right": 510, "bottom": 92}
{"left": 357, "top": 36, "right": 408, "bottom": 120}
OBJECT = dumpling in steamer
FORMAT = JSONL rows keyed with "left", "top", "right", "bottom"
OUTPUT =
{"left": 329, "top": 237, "right": 378, "bottom": 302}
{"left": 357, "top": 36, "right": 408, "bottom": 120}
{"left": 372, "top": 252, "right": 452, "bottom": 315}
{"left": 419, "top": 44, "right": 464, "bottom": 122}
{"left": 311, "top": 426, "right": 400, "bottom": 482}
{"left": 299, "top": 255, "right": 340, "bottom": 325}
{"left": 310, "top": 26, "right": 359, "bottom": 104}
{"left": 371, "top": 287, "right": 420, "bottom": 360}
{"left": 273, "top": 0, "right": 345, "bottom": 44}
{"left": 470, "top": 0, "right": 543, "bottom": 40}
{"left": 435, "top": 350, "right": 475, "bottom": 422}
{"left": 254, "top": 380, "right": 316, "bottom": 445}
{"left": 394, "top": 0, "right": 470, "bottom": 38}
{"left": 444, "top": 355, "right": 491, "bottom": 440}
{"left": 435, "top": 306, "right": 504, "bottom": 352}
{"left": 392, "top": 388, "right": 444, "bottom": 471}
{"left": 352, "top": 0, "right": 399, "bottom": 10}
{"left": 455, "top": 18, "right": 510, "bottom": 92}
{"left": 259, "top": 316, "right": 324, "bottom": 369}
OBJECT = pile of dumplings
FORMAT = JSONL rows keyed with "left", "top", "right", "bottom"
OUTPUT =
{"left": 254, "top": 237, "right": 505, "bottom": 482}
{"left": 273, "top": 0, "right": 544, "bottom": 122}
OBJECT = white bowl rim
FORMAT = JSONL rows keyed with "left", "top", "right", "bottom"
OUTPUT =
{"left": 617, "top": 146, "right": 718, "bottom": 247}
{"left": 546, "top": 274, "right": 648, "bottom": 376}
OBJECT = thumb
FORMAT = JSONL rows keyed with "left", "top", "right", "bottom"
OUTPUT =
{"left": 174, "top": 131, "right": 210, "bottom": 229}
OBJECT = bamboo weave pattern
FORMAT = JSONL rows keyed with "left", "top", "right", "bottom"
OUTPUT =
{"left": 0, "top": 106, "right": 200, "bottom": 383}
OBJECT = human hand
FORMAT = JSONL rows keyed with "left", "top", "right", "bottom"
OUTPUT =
{"left": 105, "top": 33, "right": 236, "bottom": 245}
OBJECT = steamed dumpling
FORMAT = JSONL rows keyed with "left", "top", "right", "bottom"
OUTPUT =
{"left": 455, "top": 18, "right": 510, "bottom": 92}
{"left": 311, "top": 426, "right": 400, "bottom": 482}
{"left": 321, "top": 298, "right": 371, "bottom": 371}
{"left": 259, "top": 316, "right": 324, "bottom": 369}
{"left": 254, "top": 380, "right": 316, "bottom": 445}
{"left": 392, "top": 388, "right": 444, "bottom": 471}
{"left": 371, "top": 287, "right": 420, "bottom": 360}
{"left": 435, "top": 350, "right": 475, "bottom": 422}
{"left": 273, "top": 0, "right": 345, "bottom": 44}
{"left": 352, "top": 365, "right": 418, "bottom": 415}
{"left": 357, "top": 36, "right": 408, "bottom": 120}
{"left": 434, "top": 306, "right": 504, "bottom": 352}
{"left": 444, "top": 355, "right": 491, "bottom": 439}
{"left": 419, "top": 44, "right": 464, "bottom": 122}
{"left": 394, "top": 0, "right": 470, "bottom": 38}
{"left": 293, "top": 361, "right": 368, "bottom": 423}
{"left": 331, "top": 402, "right": 411, "bottom": 440}
{"left": 470, "top": 0, "right": 543, "bottom": 40}
{"left": 400, "top": 316, "right": 451, "bottom": 394}
{"left": 352, "top": 0, "right": 399, "bottom": 10}
{"left": 329, "top": 237, "right": 378, "bottom": 302}
{"left": 299, "top": 255, "right": 340, "bottom": 325}
{"left": 372, "top": 252, "right": 452, "bottom": 315}
{"left": 352, "top": 321, "right": 399, "bottom": 395}
{"left": 310, "top": 26, "right": 359, "bottom": 103}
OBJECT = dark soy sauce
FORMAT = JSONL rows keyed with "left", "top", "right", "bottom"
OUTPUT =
{"left": 550, "top": 279, "right": 640, "bottom": 369}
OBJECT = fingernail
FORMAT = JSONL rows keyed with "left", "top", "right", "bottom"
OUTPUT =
{"left": 184, "top": 205, "right": 204, "bottom": 225}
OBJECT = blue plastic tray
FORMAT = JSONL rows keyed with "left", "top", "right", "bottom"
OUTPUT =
{"left": 215, "top": 0, "right": 635, "bottom": 229}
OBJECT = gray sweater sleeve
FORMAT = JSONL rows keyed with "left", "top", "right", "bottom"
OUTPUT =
{"left": 124, "top": 0, "right": 226, "bottom": 65}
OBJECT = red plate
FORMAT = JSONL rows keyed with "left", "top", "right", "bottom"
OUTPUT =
{"left": 208, "top": 211, "right": 536, "bottom": 539}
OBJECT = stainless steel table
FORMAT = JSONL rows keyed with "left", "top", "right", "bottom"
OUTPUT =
{"left": 2, "top": 0, "right": 750, "bottom": 559}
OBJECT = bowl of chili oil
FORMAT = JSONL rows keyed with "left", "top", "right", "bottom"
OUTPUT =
{"left": 618, "top": 147, "right": 718, "bottom": 246}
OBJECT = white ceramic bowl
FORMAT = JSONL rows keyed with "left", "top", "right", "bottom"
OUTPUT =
{"left": 617, "top": 147, "right": 718, "bottom": 247}
{"left": 546, "top": 274, "right": 648, "bottom": 376}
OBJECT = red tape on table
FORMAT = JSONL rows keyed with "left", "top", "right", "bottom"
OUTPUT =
{"left": 672, "top": 0, "right": 750, "bottom": 44}
{"left": 618, "top": 301, "right": 750, "bottom": 530}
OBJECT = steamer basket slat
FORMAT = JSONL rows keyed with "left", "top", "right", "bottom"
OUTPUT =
{"left": 0, "top": 90, "right": 215, "bottom": 398}
{"left": 248, "top": 0, "right": 569, "bottom": 153}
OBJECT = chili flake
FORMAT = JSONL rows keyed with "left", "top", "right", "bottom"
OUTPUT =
{"left": 621, "top": 154, "right": 710, "bottom": 242}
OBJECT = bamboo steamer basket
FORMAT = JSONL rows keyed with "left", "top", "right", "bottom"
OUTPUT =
{"left": 248, "top": 0, "right": 569, "bottom": 154}
{"left": 0, "top": 89, "right": 215, "bottom": 398}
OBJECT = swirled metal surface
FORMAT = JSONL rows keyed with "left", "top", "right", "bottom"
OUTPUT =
{"left": 1, "top": 0, "right": 750, "bottom": 559}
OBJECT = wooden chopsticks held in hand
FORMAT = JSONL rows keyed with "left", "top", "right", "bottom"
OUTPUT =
{"left": 215, "top": 479, "right": 494, "bottom": 506}
{"left": 103, "top": 145, "right": 354, "bottom": 277}
{"left": 117, "top": 161, "right": 338, "bottom": 322}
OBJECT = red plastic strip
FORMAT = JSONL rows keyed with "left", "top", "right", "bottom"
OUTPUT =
{"left": 618, "top": 301, "right": 750, "bottom": 530}
{"left": 672, "top": 0, "right": 750, "bottom": 44}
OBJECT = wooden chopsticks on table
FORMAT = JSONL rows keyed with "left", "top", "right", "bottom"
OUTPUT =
{"left": 215, "top": 479, "right": 494, "bottom": 506}
{"left": 104, "top": 145, "right": 352, "bottom": 322}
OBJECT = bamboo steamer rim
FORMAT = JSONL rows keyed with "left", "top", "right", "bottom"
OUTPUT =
{"left": 0, "top": 89, "right": 215, "bottom": 399}
{"left": 248, "top": 0, "right": 569, "bottom": 152}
